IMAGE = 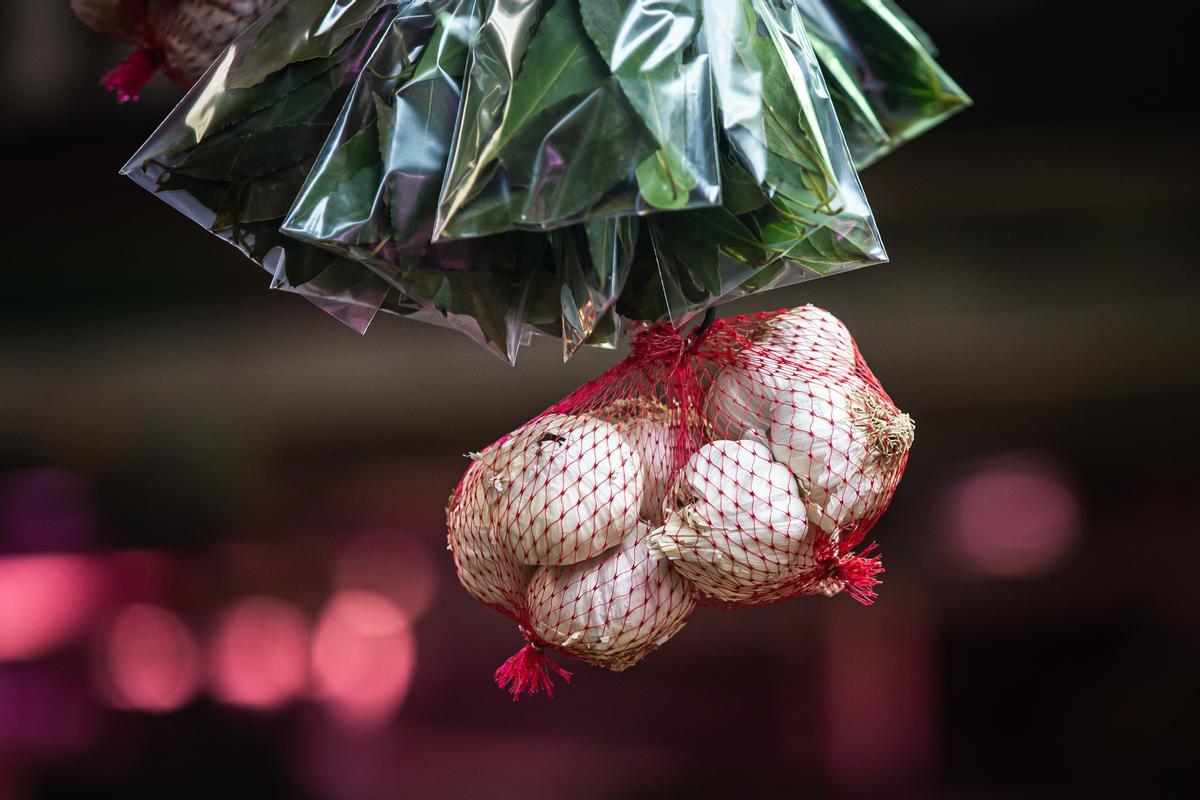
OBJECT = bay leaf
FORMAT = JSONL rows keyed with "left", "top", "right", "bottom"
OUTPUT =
{"left": 226, "top": 0, "right": 390, "bottom": 90}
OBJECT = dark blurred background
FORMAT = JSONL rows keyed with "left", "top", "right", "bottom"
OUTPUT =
{"left": 2, "top": 2, "right": 1198, "bottom": 798}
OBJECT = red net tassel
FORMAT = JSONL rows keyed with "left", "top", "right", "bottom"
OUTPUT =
{"left": 494, "top": 643, "right": 571, "bottom": 701}
{"left": 100, "top": 47, "right": 160, "bottom": 103}
{"left": 834, "top": 543, "right": 885, "bottom": 606}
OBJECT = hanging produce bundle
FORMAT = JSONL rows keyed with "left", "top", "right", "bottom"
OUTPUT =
{"left": 447, "top": 305, "right": 913, "bottom": 697}
{"left": 109, "top": 0, "right": 969, "bottom": 362}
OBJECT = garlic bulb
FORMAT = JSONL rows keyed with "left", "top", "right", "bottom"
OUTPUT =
{"left": 527, "top": 525, "right": 696, "bottom": 671}
{"left": 485, "top": 414, "right": 644, "bottom": 566}
{"left": 770, "top": 383, "right": 914, "bottom": 536}
{"left": 758, "top": 305, "right": 858, "bottom": 382}
{"left": 650, "top": 440, "right": 811, "bottom": 602}
{"left": 591, "top": 398, "right": 681, "bottom": 525}
{"left": 446, "top": 460, "right": 528, "bottom": 615}
{"left": 706, "top": 305, "right": 857, "bottom": 439}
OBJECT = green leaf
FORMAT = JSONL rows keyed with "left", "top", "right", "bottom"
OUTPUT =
{"left": 580, "top": 0, "right": 714, "bottom": 210}
{"left": 703, "top": 0, "right": 839, "bottom": 226}
{"left": 498, "top": 81, "right": 656, "bottom": 224}
{"left": 287, "top": 121, "right": 384, "bottom": 244}
{"left": 491, "top": 0, "right": 610, "bottom": 164}
{"left": 226, "top": 0, "right": 389, "bottom": 90}
{"left": 792, "top": 0, "right": 971, "bottom": 167}
{"left": 719, "top": 150, "right": 768, "bottom": 214}
{"left": 437, "top": 0, "right": 660, "bottom": 238}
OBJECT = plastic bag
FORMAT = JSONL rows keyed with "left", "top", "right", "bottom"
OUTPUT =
{"left": 121, "top": 0, "right": 406, "bottom": 332}
{"left": 612, "top": 0, "right": 888, "bottom": 327}
{"left": 434, "top": 0, "right": 721, "bottom": 240}
{"left": 791, "top": 0, "right": 972, "bottom": 167}
{"left": 120, "top": 0, "right": 966, "bottom": 362}
{"left": 445, "top": 305, "right": 913, "bottom": 697}
{"left": 282, "top": 0, "right": 632, "bottom": 361}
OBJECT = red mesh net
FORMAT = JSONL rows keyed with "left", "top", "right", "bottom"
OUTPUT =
{"left": 446, "top": 306, "right": 914, "bottom": 699}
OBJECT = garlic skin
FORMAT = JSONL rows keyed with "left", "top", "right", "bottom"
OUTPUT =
{"left": 487, "top": 414, "right": 644, "bottom": 566}
{"left": 618, "top": 416, "right": 677, "bottom": 524}
{"left": 757, "top": 305, "right": 858, "bottom": 382}
{"left": 446, "top": 460, "right": 528, "bottom": 615}
{"left": 650, "top": 440, "right": 811, "bottom": 602}
{"left": 707, "top": 305, "right": 857, "bottom": 439}
{"left": 770, "top": 383, "right": 914, "bottom": 536}
{"left": 527, "top": 525, "right": 696, "bottom": 671}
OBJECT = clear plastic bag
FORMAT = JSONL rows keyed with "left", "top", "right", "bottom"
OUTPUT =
{"left": 616, "top": 0, "right": 887, "bottom": 325}
{"left": 446, "top": 305, "right": 913, "bottom": 697}
{"left": 433, "top": 0, "right": 721, "bottom": 240}
{"left": 281, "top": 0, "right": 630, "bottom": 361}
{"left": 282, "top": 0, "right": 479, "bottom": 271}
{"left": 121, "top": 0, "right": 403, "bottom": 332}
{"left": 119, "top": 0, "right": 968, "bottom": 362}
{"left": 791, "top": 0, "right": 972, "bottom": 167}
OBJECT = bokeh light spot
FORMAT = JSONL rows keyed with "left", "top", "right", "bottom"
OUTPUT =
{"left": 0, "top": 555, "right": 101, "bottom": 662}
{"left": 311, "top": 590, "right": 415, "bottom": 731}
{"left": 333, "top": 528, "right": 438, "bottom": 621}
{"left": 208, "top": 595, "right": 309, "bottom": 710}
{"left": 100, "top": 604, "right": 199, "bottom": 713}
{"left": 944, "top": 454, "right": 1082, "bottom": 578}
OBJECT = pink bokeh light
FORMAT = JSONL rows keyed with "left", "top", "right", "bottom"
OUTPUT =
{"left": 99, "top": 604, "right": 200, "bottom": 713}
{"left": 0, "top": 555, "right": 102, "bottom": 662}
{"left": 208, "top": 596, "right": 309, "bottom": 710}
{"left": 944, "top": 454, "right": 1083, "bottom": 578}
{"left": 333, "top": 527, "right": 438, "bottom": 620}
{"left": 311, "top": 590, "right": 416, "bottom": 731}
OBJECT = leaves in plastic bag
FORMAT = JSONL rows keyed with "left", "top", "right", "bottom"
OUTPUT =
{"left": 580, "top": 0, "right": 717, "bottom": 210}
{"left": 435, "top": 0, "right": 663, "bottom": 239}
{"left": 226, "top": 0, "right": 390, "bottom": 89}
{"left": 702, "top": 0, "right": 839, "bottom": 223}
{"left": 499, "top": 82, "right": 655, "bottom": 224}
{"left": 288, "top": 121, "right": 384, "bottom": 244}
{"left": 790, "top": 0, "right": 970, "bottom": 167}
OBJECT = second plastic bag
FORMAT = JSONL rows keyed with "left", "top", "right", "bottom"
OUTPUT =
{"left": 434, "top": 0, "right": 722, "bottom": 240}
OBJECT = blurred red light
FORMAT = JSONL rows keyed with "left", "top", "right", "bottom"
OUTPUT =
{"left": 333, "top": 528, "right": 438, "bottom": 621}
{"left": 208, "top": 596, "right": 309, "bottom": 710}
{"left": 0, "top": 555, "right": 101, "bottom": 662}
{"left": 944, "top": 454, "right": 1082, "bottom": 578}
{"left": 100, "top": 604, "right": 199, "bottom": 713}
{"left": 311, "top": 590, "right": 416, "bottom": 731}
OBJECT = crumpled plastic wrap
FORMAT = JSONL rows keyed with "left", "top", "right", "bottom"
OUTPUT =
{"left": 121, "top": 0, "right": 968, "bottom": 361}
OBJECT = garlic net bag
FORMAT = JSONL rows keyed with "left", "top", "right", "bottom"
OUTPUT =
{"left": 446, "top": 304, "right": 913, "bottom": 698}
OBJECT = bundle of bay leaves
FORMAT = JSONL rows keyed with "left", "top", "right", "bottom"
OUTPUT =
{"left": 123, "top": 0, "right": 968, "bottom": 363}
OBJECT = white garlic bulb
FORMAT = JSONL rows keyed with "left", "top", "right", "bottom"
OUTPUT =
{"left": 649, "top": 440, "right": 811, "bottom": 602}
{"left": 446, "top": 460, "right": 528, "bottom": 615}
{"left": 706, "top": 305, "right": 858, "bottom": 439}
{"left": 527, "top": 525, "right": 696, "bottom": 671}
{"left": 591, "top": 399, "right": 682, "bottom": 525}
{"left": 770, "top": 383, "right": 913, "bottom": 536}
{"left": 758, "top": 305, "right": 858, "bottom": 381}
{"left": 485, "top": 414, "right": 644, "bottom": 566}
